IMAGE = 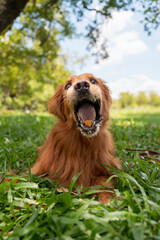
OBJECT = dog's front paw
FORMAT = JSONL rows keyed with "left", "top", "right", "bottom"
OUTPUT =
{"left": 98, "top": 191, "right": 114, "bottom": 204}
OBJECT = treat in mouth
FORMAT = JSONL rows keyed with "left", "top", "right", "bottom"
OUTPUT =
{"left": 74, "top": 98, "right": 102, "bottom": 136}
{"left": 84, "top": 120, "right": 93, "bottom": 127}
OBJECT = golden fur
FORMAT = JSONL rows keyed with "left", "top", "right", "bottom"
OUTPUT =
{"left": 31, "top": 73, "right": 121, "bottom": 203}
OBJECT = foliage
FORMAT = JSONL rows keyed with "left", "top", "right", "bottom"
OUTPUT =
{"left": 0, "top": 108, "right": 160, "bottom": 239}
{"left": 149, "top": 91, "right": 160, "bottom": 106}
{"left": 0, "top": 0, "right": 72, "bottom": 111}
{"left": 114, "top": 91, "right": 160, "bottom": 108}
{"left": 1, "top": 0, "right": 160, "bottom": 59}
{"left": 136, "top": 92, "right": 149, "bottom": 106}
{"left": 138, "top": 0, "right": 160, "bottom": 34}
{"left": 117, "top": 92, "right": 136, "bottom": 108}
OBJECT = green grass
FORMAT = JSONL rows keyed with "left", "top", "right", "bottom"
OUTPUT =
{"left": 0, "top": 107, "right": 160, "bottom": 240}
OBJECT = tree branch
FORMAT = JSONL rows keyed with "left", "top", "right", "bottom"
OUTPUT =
{"left": 0, "top": 0, "right": 29, "bottom": 35}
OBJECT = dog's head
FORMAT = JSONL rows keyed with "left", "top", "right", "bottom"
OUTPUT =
{"left": 48, "top": 73, "right": 112, "bottom": 137}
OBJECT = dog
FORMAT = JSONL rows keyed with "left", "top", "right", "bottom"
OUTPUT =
{"left": 31, "top": 73, "right": 121, "bottom": 203}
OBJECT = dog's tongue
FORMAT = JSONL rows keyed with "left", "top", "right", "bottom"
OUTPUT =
{"left": 78, "top": 103, "right": 96, "bottom": 122}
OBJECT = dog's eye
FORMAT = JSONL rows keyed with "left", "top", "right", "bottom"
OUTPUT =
{"left": 65, "top": 83, "right": 71, "bottom": 90}
{"left": 90, "top": 79, "right": 98, "bottom": 84}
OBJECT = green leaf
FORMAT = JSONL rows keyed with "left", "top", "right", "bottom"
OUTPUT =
{"left": 69, "top": 171, "right": 83, "bottom": 193}
{"left": 14, "top": 182, "right": 38, "bottom": 189}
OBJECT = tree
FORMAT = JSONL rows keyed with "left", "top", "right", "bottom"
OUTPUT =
{"left": 118, "top": 92, "right": 135, "bottom": 108}
{"left": 0, "top": 0, "right": 160, "bottom": 59}
{"left": 149, "top": 91, "right": 160, "bottom": 106}
{"left": 0, "top": 30, "right": 71, "bottom": 110}
{"left": 136, "top": 92, "right": 148, "bottom": 106}
{"left": 0, "top": 1, "right": 72, "bottom": 110}
{"left": 0, "top": 0, "right": 28, "bottom": 34}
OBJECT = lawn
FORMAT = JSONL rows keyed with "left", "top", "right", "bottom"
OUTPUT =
{"left": 0, "top": 107, "right": 160, "bottom": 240}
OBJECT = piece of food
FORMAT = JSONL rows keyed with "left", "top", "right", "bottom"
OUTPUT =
{"left": 85, "top": 120, "right": 93, "bottom": 127}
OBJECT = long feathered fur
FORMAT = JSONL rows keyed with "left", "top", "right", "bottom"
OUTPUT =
{"left": 31, "top": 73, "right": 121, "bottom": 203}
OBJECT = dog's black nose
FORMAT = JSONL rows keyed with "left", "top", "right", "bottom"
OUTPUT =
{"left": 74, "top": 81, "right": 90, "bottom": 93}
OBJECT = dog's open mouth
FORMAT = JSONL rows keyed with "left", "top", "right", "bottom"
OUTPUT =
{"left": 74, "top": 99, "right": 102, "bottom": 135}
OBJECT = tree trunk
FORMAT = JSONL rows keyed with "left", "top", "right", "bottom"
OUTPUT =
{"left": 0, "top": 0, "right": 29, "bottom": 35}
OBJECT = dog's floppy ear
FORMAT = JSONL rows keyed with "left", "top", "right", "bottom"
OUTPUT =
{"left": 48, "top": 84, "right": 66, "bottom": 121}
{"left": 102, "top": 82, "right": 112, "bottom": 109}
{"left": 100, "top": 80, "right": 112, "bottom": 121}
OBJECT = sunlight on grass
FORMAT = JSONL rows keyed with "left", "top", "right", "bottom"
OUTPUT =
{"left": 111, "top": 106, "right": 160, "bottom": 122}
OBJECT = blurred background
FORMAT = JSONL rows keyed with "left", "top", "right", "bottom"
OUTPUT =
{"left": 0, "top": 0, "right": 160, "bottom": 112}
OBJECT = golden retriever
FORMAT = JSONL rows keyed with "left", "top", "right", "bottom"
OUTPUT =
{"left": 31, "top": 73, "right": 121, "bottom": 203}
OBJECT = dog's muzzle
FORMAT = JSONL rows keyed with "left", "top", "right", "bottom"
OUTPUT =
{"left": 74, "top": 97, "right": 102, "bottom": 136}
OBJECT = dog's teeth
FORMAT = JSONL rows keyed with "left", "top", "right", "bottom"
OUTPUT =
{"left": 77, "top": 113, "right": 80, "bottom": 121}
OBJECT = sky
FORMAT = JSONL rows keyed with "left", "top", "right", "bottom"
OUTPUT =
{"left": 62, "top": 10, "right": 160, "bottom": 100}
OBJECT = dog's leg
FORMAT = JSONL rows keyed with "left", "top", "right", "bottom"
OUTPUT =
{"left": 94, "top": 176, "right": 115, "bottom": 204}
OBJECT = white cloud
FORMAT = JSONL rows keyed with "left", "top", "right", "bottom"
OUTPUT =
{"left": 95, "top": 11, "right": 148, "bottom": 65}
{"left": 156, "top": 43, "right": 160, "bottom": 50}
{"left": 109, "top": 74, "right": 160, "bottom": 99}
{"left": 133, "top": 74, "right": 160, "bottom": 93}
{"left": 109, "top": 77, "right": 135, "bottom": 99}
{"left": 106, "top": 31, "right": 147, "bottom": 65}
{"left": 101, "top": 11, "right": 134, "bottom": 39}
